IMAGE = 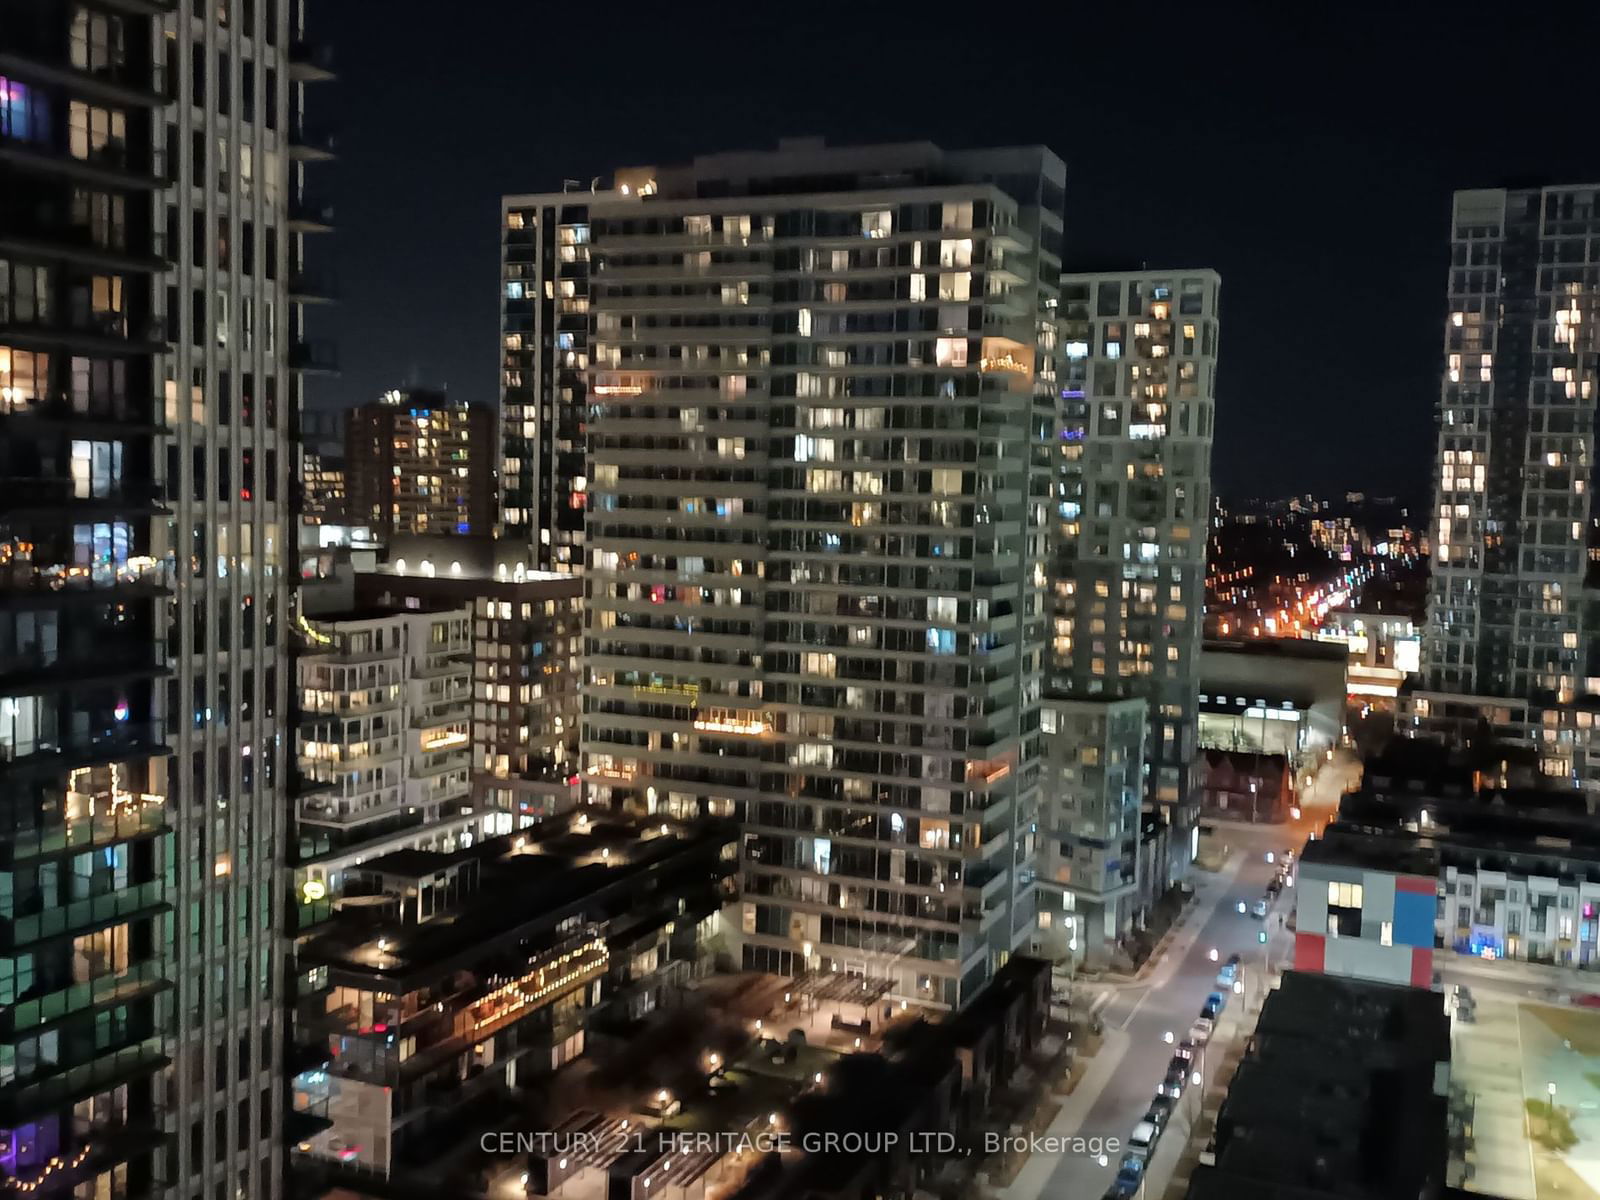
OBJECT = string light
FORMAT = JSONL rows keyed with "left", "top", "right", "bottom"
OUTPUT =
{"left": 465, "top": 939, "right": 607, "bottom": 1034}
{"left": 6, "top": 1143, "right": 93, "bottom": 1191}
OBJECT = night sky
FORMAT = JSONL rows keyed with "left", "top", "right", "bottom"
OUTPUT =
{"left": 308, "top": 2, "right": 1600, "bottom": 508}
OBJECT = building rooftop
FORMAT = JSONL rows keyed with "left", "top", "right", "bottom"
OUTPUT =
{"left": 302, "top": 602, "right": 458, "bottom": 626}
{"left": 366, "top": 533, "right": 578, "bottom": 587}
{"left": 1330, "top": 787, "right": 1600, "bottom": 876}
{"left": 1190, "top": 971, "right": 1449, "bottom": 1200}
{"left": 298, "top": 813, "right": 733, "bottom": 991}
{"left": 1203, "top": 637, "right": 1348, "bottom": 664}
{"left": 1298, "top": 827, "right": 1439, "bottom": 879}
{"left": 355, "top": 848, "right": 462, "bottom": 879}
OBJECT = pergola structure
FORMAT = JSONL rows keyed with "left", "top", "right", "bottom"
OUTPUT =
{"left": 788, "top": 971, "right": 895, "bottom": 1021}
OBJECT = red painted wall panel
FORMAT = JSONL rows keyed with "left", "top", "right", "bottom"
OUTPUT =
{"left": 1410, "top": 946, "right": 1433, "bottom": 988}
{"left": 1295, "top": 931, "right": 1326, "bottom": 973}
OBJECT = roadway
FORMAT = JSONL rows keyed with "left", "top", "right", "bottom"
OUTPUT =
{"left": 1032, "top": 750, "right": 1358, "bottom": 1199}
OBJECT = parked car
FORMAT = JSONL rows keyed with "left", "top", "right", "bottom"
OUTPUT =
{"left": 1216, "top": 962, "right": 1239, "bottom": 988}
{"left": 1226, "top": 952, "right": 1242, "bottom": 969}
{"left": 1114, "top": 1154, "right": 1146, "bottom": 1191}
{"left": 1199, "top": 1132, "right": 1218, "bottom": 1166}
{"left": 1161, "top": 1057, "right": 1189, "bottom": 1098}
{"left": 1128, "top": 1119, "right": 1160, "bottom": 1159}
{"left": 1145, "top": 1095, "right": 1176, "bottom": 1132}
{"left": 1202, "top": 991, "right": 1227, "bottom": 1019}
{"left": 1174, "top": 1038, "right": 1198, "bottom": 1061}
{"left": 1189, "top": 1015, "right": 1215, "bottom": 1044}
{"left": 1251, "top": 898, "right": 1270, "bottom": 919}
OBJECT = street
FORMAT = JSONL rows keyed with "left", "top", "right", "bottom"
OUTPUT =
{"left": 1019, "top": 749, "right": 1358, "bottom": 1199}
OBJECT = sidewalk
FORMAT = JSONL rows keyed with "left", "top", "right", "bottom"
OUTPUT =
{"left": 993, "top": 855, "right": 1244, "bottom": 1200}
{"left": 1079, "top": 853, "right": 1248, "bottom": 1004}
{"left": 993, "top": 1024, "right": 1130, "bottom": 1200}
{"left": 1441, "top": 952, "right": 1600, "bottom": 999}
{"left": 1450, "top": 989, "right": 1536, "bottom": 1200}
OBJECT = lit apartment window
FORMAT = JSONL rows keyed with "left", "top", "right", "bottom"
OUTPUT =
{"left": 935, "top": 338, "right": 967, "bottom": 368}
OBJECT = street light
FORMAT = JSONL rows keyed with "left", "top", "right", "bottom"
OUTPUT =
{"left": 1163, "top": 1030, "right": 1175, "bottom": 1044}
{"left": 1208, "top": 948, "right": 1219, "bottom": 962}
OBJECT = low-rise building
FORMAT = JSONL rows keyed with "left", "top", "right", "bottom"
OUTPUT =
{"left": 1198, "top": 748, "right": 1293, "bottom": 824}
{"left": 730, "top": 956, "right": 1051, "bottom": 1200}
{"left": 289, "top": 813, "right": 737, "bottom": 1188}
{"left": 1295, "top": 831, "right": 1438, "bottom": 988}
{"left": 1187, "top": 970, "right": 1450, "bottom": 1200}
{"left": 1198, "top": 638, "right": 1346, "bottom": 767}
{"left": 294, "top": 605, "right": 479, "bottom": 902}
{"left": 355, "top": 534, "right": 583, "bottom": 824}
{"left": 1318, "top": 608, "right": 1421, "bottom": 702}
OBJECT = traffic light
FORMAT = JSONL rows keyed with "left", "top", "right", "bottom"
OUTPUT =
{"left": 1258, "top": 931, "right": 1267, "bottom": 944}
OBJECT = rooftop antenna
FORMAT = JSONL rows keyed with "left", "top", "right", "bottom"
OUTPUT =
{"left": 591, "top": 176, "right": 601, "bottom": 193}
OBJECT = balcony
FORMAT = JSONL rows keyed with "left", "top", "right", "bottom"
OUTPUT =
{"left": 288, "top": 40, "right": 336, "bottom": 83}
{"left": 290, "top": 340, "right": 339, "bottom": 375}
{"left": 96, "top": 0, "right": 178, "bottom": 12}
{"left": 0, "top": 552, "right": 170, "bottom": 604}
{"left": 1, "top": 794, "right": 166, "bottom": 866}
{"left": 0, "top": 643, "right": 168, "bottom": 695}
{"left": 0, "top": 879, "right": 168, "bottom": 951}
{"left": 0, "top": 46, "right": 166, "bottom": 111}
{"left": 287, "top": 125, "right": 338, "bottom": 162}
{"left": 0, "top": 133, "right": 165, "bottom": 192}
{"left": 0, "top": 1038, "right": 168, "bottom": 1124}
{"left": 0, "top": 475, "right": 167, "bottom": 518}
{"left": 0, "top": 389, "right": 168, "bottom": 436}
{"left": 1, "top": 957, "right": 169, "bottom": 1038}
{"left": 289, "top": 269, "right": 338, "bottom": 304}
{"left": 0, "top": 719, "right": 167, "bottom": 780}
{"left": 0, "top": 215, "right": 170, "bottom": 276}
{"left": 0, "top": 310, "right": 169, "bottom": 357}
{"left": 288, "top": 198, "right": 335, "bottom": 234}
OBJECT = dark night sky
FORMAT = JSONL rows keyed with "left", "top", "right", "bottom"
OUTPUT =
{"left": 307, "top": 2, "right": 1600, "bottom": 509}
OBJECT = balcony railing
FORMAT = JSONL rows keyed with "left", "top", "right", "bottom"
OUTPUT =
{"left": 288, "top": 269, "right": 338, "bottom": 303}
{"left": 0, "top": 720, "right": 167, "bottom": 776}
{"left": 0, "top": 476, "right": 165, "bottom": 514}
{"left": 288, "top": 198, "right": 335, "bottom": 232}
{"left": 2, "top": 957, "right": 168, "bottom": 1036}
{"left": 1, "top": 879, "right": 167, "bottom": 950}
{"left": 2, "top": 799, "right": 165, "bottom": 865}
{"left": 289, "top": 340, "right": 339, "bottom": 374}
{"left": 0, "top": 553, "right": 170, "bottom": 597}
{"left": 288, "top": 40, "right": 336, "bottom": 82}
{"left": 287, "top": 125, "right": 337, "bottom": 161}
{"left": 0, "top": 1038, "right": 167, "bottom": 1123}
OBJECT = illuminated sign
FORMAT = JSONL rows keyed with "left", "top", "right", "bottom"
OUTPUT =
{"left": 302, "top": 879, "right": 327, "bottom": 903}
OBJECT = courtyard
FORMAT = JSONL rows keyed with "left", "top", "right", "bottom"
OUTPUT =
{"left": 1455, "top": 991, "right": 1600, "bottom": 1200}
